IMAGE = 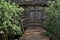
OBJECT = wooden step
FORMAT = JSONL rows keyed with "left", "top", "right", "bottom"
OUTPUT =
{"left": 23, "top": 21, "right": 43, "bottom": 23}
{"left": 28, "top": 23, "right": 43, "bottom": 25}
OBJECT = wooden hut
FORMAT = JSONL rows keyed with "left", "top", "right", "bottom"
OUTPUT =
{"left": 10, "top": 0, "right": 49, "bottom": 40}
{"left": 10, "top": 0, "right": 48, "bottom": 29}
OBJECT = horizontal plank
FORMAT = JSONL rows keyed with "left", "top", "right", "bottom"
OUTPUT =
{"left": 10, "top": 0, "right": 49, "bottom": 6}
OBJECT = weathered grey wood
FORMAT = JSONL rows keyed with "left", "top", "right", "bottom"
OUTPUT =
{"left": 10, "top": 0, "right": 49, "bottom": 6}
{"left": 21, "top": 6, "right": 46, "bottom": 28}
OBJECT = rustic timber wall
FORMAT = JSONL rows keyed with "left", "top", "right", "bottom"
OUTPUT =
{"left": 11, "top": 0, "right": 49, "bottom": 30}
{"left": 11, "top": 0, "right": 48, "bottom": 5}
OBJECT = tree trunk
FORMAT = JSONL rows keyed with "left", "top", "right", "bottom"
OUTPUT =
{"left": 2, "top": 33, "right": 8, "bottom": 40}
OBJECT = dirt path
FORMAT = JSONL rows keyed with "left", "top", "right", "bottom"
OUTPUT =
{"left": 19, "top": 27, "right": 49, "bottom": 40}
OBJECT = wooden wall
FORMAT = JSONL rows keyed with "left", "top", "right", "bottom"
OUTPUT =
{"left": 10, "top": 0, "right": 48, "bottom": 6}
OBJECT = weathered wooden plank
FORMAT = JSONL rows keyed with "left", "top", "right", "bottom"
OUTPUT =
{"left": 10, "top": 0, "right": 49, "bottom": 6}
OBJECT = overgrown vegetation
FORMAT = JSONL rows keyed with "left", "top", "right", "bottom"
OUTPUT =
{"left": 0, "top": 0, "right": 24, "bottom": 40}
{"left": 45, "top": 0, "right": 60, "bottom": 40}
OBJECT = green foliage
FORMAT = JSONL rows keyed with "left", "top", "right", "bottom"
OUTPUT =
{"left": 0, "top": 0, "right": 24, "bottom": 36}
{"left": 45, "top": 0, "right": 60, "bottom": 40}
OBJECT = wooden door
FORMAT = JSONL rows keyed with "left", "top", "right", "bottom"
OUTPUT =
{"left": 22, "top": 6, "right": 44, "bottom": 27}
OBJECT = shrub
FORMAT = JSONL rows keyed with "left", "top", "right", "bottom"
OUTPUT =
{"left": 45, "top": 0, "right": 60, "bottom": 40}
{"left": 0, "top": 0, "right": 24, "bottom": 40}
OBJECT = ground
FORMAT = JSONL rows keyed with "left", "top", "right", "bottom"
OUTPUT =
{"left": 20, "top": 27, "right": 49, "bottom": 40}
